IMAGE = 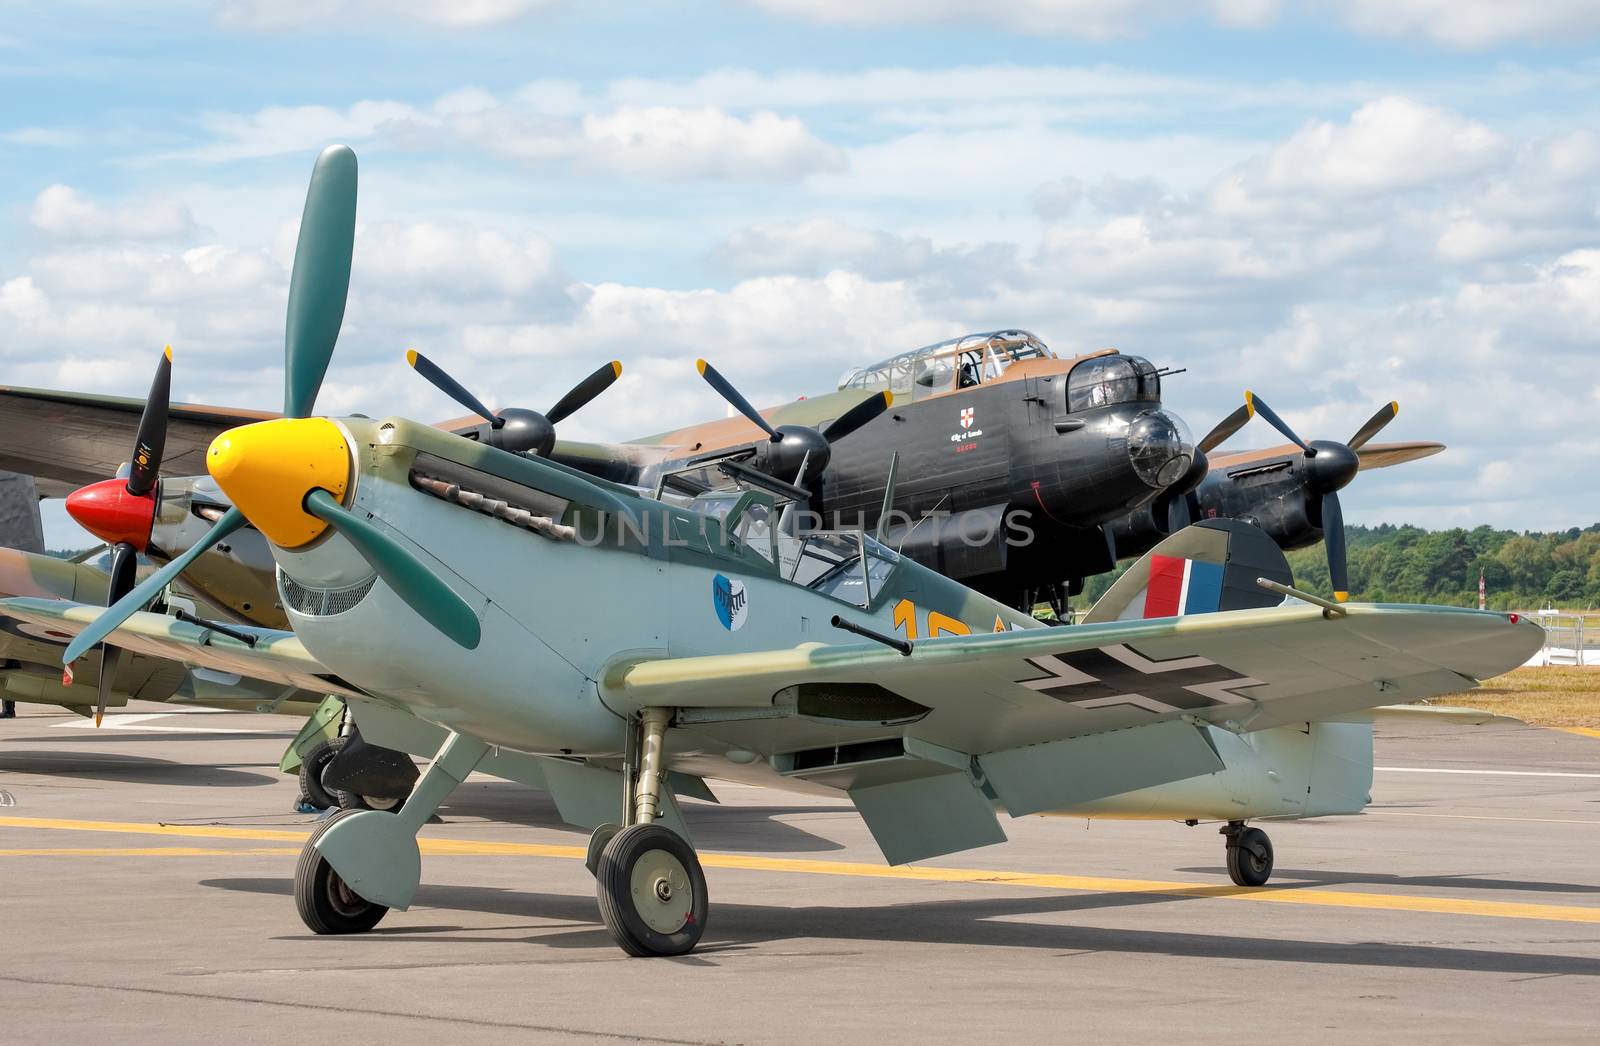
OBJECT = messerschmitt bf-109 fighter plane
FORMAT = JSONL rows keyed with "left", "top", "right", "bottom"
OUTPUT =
{"left": 1, "top": 145, "right": 1541, "bottom": 957}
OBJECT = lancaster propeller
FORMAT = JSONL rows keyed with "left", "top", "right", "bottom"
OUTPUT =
{"left": 1240, "top": 393, "right": 1402, "bottom": 603}
{"left": 64, "top": 144, "right": 484, "bottom": 677}
{"left": 694, "top": 358, "right": 892, "bottom": 493}
{"left": 406, "top": 349, "right": 622, "bottom": 458}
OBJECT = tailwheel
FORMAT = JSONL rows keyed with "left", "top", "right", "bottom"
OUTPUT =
{"left": 1223, "top": 823, "right": 1274, "bottom": 887}
{"left": 335, "top": 786, "right": 407, "bottom": 813}
{"left": 595, "top": 823, "right": 707, "bottom": 957}
{"left": 295, "top": 810, "right": 389, "bottom": 934}
{"left": 297, "top": 736, "right": 343, "bottom": 811}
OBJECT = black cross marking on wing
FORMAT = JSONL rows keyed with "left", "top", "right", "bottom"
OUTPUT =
{"left": 1014, "top": 643, "right": 1263, "bottom": 715}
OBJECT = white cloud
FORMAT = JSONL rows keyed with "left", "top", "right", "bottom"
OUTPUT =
{"left": 187, "top": 94, "right": 844, "bottom": 181}
{"left": 746, "top": 0, "right": 1600, "bottom": 46}
{"left": 28, "top": 185, "right": 199, "bottom": 242}
{"left": 744, "top": 1, "right": 1281, "bottom": 39}
{"left": 707, "top": 219, "right": 939, "bottom": 279}
{"left": 215, "top": 0, "right": 562, "bottom": 29}
{"left": 1223, "top": 97, "right": 1506, "bottom": 206}
{"left": 2, "top": 127, "right": 82, "bottom": 147}
{"left": 1328, "top": 0, "right": 1600, "bottom": 48}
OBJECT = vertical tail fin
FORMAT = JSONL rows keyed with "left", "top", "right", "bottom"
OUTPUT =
{"left": 1082, "top": 518, "right": 1291, "bottom": 624}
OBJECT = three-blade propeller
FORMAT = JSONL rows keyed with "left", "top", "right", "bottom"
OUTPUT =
{"left": 65, "top": 144, "right": 485, "bottom": 676}
{"left": 1242, "top": 392, "right": 1401, "bottom": 602}
{"left": 407, "top": 350, "right": 621, "bottom": 458}
{"left": 66, "top": 346, "right": 176, "bottom": 724}
{"left": 695, "top": 358, "right": 892, "bottom": 493}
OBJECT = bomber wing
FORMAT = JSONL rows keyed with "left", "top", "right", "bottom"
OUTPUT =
{"left": 0, "top": 387, "right": 277, "bottom": 497}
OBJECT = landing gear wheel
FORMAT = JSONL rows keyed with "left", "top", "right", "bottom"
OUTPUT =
{"left": 295, "top": 809, "right": 389, "bottom": 934}
{"left": 1225, "top": 825, "right": 1274, "bottom": 887}
{"left": 595, "top": 823, "right": 707, "bottom": 957}
{"left": 297, "top": 736, "right": 344, "bottom": 811}
{"left": 335, "top": 786, "right": 407, "bottom": 813}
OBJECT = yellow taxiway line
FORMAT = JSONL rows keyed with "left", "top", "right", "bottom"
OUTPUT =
{"left": 3, "top": 814, "right": 1599, "bottom": 925}
{"left": 1558, "top": 727, "right": 1600, "bottom": 741}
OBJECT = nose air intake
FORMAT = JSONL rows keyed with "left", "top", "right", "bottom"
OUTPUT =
{"left": 206, "top": 418, "right": 352, "bottom": 549}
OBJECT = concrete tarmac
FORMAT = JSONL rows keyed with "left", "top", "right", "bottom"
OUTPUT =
{"left": 1, "top": 703, "right": 1598, "bottom": 1044}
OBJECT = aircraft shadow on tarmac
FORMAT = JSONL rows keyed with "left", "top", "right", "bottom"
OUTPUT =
{"left": 441, "top": 781, "right": 849, "bottom": 854}
{"left": 0, "top": 750, "right": 275, "bottom": 787}
{"left": 201, "top": 876, "right": 1600, "bottom": 976}
{"left": 1176, "top": 867, "right": 1600, "bottom": 895}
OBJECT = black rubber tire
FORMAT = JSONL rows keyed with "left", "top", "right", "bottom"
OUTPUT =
{"left": 294, "top": 810, "right": 389, "bottom": 935}
{"left": 335, "top": 787, "right": 407, "bottom": 814}
{"left": 297, "top": 737, "right": 344, "bottom": 811}
{"left": 595, "top": 823, "right": 708, "bottom": 957}
{"left": 1226, "top": 826, "right": 1274, "bottom": 887}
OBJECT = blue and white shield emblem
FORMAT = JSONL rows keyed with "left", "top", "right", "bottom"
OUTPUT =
{"left": 712, "top": 574, "right": 748, "bottom": 631}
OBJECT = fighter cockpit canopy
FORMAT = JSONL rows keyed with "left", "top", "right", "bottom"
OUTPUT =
{"left": 837, "top": 330, "right": 1054, "bottom": 400}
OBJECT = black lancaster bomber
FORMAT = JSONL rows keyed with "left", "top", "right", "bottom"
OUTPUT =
{"left": 566, "top": 331, "right": 1199, "bottom": 611}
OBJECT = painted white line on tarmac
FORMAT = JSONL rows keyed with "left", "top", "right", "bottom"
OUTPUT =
{"left": 57, "top": 712, "right": 268, "bottom": 734}
{"left": 1376, "top": 766, "right": 1600, "bottom": 779}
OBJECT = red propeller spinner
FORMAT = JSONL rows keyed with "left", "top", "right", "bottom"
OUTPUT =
{"left": 64, "top": 477, "right": 158, "bottom": 550}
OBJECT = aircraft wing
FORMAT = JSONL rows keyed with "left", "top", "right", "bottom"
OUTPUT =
{"left": 605, "top": 603, "right": 1540, "bottom": 861}
{"left": 1355, "top": 440, "right": 1446, "bottom": 470}
{"left": 0, "top": 596, "right": 365, "bottom": 701}
{"left": 0, "top": 386, "right": 278, "bottom": 497}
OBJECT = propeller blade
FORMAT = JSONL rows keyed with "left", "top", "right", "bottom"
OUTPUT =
{"left": 94, "top": 648, "right": 122, "bottom": 728}
{"left": 1197, "top": 400, "right": 1254, "bottom": 455}
{"left": 407, "top": 349, "right": 500, "bottom": 427}
{"left": 1347, "top": 401, "right": 1399, "bottom": 450}
{"left": 126, "top": 346, "right": 172, "bottom": 497}
{"left": 304, "top": 489, "right": 481, "bottom": 649}
{"left": 92, "top": 541, "right": 139, "bottom": 726}
{"left": 284, "top": 145, "right": 358, "bottom": 419}
{"left": 1244, "top": 391, "right": 1311, "bottom": 454}
{"left": 821, "top": 391, "right": 893, "bottom": 443}
{"left": 1322, "top": 490, "right": 1348, "bottom": 602}
{"left": 1165, "top": 495, "right": 1191, "bottom": 535}
{"left": 546, "top": 360, "right": 622, "bottom": 426}
{"left": 63, "top": 508, "right": 247, "bottom": 668}
{"left": 696, "top": 359, "right": 779, "bottom": 440}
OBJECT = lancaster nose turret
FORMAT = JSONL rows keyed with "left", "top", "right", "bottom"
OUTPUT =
{"left": 1126, "top": 409, "right": 1194, "bottom": 489}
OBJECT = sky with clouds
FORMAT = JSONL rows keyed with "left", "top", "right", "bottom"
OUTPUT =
{"left": 3, "top": 0, "right": 1599, "bottom": 546}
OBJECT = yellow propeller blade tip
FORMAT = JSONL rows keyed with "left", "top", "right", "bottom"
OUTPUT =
{"left": 1389, "top": 400, "right": 1399, "bottom": 415}
{"left": 610, "top": 360, "right": 623, "bottom": 378}
{"left": 695, "top": 358, "right": 708, "bottom": 375}
{"left": 1334, "top": 591, "right": 1349, "bottom": 603}
{"left": 94, "top": 712, "right": 104, "bottom": 728}
{"left": 882, "top": 391, "right": 894, "bottom": 407}
{"left": 405, "top": 349, "right": 419, "bottom": 367}
{"left": 163, "top": 344, "right": 173, "bottom": 362}
{"left": 1244, "top": 390, "right": 1255, "bottom": 413}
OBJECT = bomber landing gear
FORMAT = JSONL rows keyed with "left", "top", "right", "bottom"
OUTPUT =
{"left": 594, "top": 707, "right": 708, "bottom": 957}
{"left": 1222, "top": 821, "right": 1274, "bottom": 887}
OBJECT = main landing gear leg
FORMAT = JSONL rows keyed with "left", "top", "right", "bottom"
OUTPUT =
{"left": 594, "top": 707, "right": 708, "bottom": 957}
{"left": 1221, "top": 820, "right": 1274, "bottom": 887}
{"left": 294, "top": 730, "right": 489, "bottom": 935}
